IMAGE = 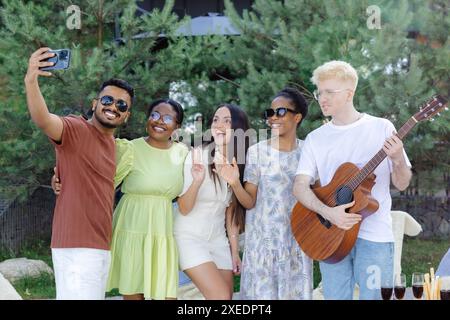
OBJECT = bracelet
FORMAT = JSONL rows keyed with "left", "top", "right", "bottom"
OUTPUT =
{"left": 229, "top": 234, "right": 238, "bottom": 238}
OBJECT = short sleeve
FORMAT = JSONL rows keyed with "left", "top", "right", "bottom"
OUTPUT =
{"left": 114, "top": 138, "right": 134, "bottom": 188}
{"left": 180, "top": 149, "right": 194, "bottom": 196}
{"left": 171, "top": 142, "right": 190, "bottom": 167}
{"left": 296, "top": 135, "right": 318, "bottom": 184}
{"left": 50, "top": 115, "right": 86, "bottom": 151}
{"left": 243, "top": 145, "right": 260, "bottom": 186}
{"left": 384, "top": 120, "right": 412, "bottom": 172}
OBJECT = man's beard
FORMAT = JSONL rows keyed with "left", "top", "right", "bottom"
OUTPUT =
{"left": 93, "top": 107, "right": 120, "bottom": 129}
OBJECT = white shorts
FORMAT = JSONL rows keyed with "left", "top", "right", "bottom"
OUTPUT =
{"left": 175, "top": 230, "right": 232, "bottom": 271}
{"left": 52, "top": 248, "right": 111, "bottom": 300}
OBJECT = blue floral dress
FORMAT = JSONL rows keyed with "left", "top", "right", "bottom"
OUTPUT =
{"left": 240, "top": 139, "right": 313, "bottom": 300}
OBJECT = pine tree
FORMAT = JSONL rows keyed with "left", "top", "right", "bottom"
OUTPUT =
{"left": 0, "top": 0, "right": 448, "bottom": 196}
{"left": 222, "top": 0, "right": 449, "bottom": 194}
{"left": 0, "top": 0, "right": 188, "bottom": 194}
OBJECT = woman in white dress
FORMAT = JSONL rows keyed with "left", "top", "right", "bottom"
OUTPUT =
{"left": 174, "top": 103, "right": 250, "bottom": 299}
{"left": 215, "top": 88, "right": 313, "bottom": 299}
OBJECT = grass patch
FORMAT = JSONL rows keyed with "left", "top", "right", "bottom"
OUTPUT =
{"left": 0, "top": 239, "right": 55, "bottom": 300}
{"left": 234, "top": 238, "right": 448, "bottom": 292}
{"left": 12, "top": 273, "right": 55, "bottom": 300}
{"left": 2, "top": 238, "right": 447, "bottom": 299}
{"left": 0, "top": 239, "right": 53, "bottom": 268}
{"left": 233, "top": 275, "right": 240, "bottom": 293}
{"left": 402, "top": 237, "right": 448, "bottom": 287}
{"left": 106, "top": 288, "right": 121, "bottom": 297}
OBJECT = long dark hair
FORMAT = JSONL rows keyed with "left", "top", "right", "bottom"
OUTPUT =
{"left": 204, "top": 103, "right": 250, "bottom": 232}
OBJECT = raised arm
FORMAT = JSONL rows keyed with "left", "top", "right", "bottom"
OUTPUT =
{"left": 232, "top": 180, "right": 258, "bottom": 210}
{"left": 215, "top": 157, "right": 257, "bottom": 209}
{"left": 177, "top": 148, "right": 205, "bottom": 215}
{"left": 24, "top": 47, "right": 63, "bottom": 142}
{"left": 383, "top": 133, "right": 412, "bottom": 191}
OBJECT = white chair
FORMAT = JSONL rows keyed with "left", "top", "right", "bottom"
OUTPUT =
{"left": 390, "top": 210, "right": 422, "bottom": 276}
{"left": 313, "top": 210, "right": 422, "bottom": 300}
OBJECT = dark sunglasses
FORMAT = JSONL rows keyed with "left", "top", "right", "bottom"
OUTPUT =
{"left": 97, "top": 95, "right": 129, "bottom": 112}
{"left": 150, "top": 111, "right": 176, "bottom": 125}
{"left": 263, "top": 107, "right": 298, "bottom": 119}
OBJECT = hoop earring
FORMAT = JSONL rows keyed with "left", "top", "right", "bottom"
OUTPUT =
{"left": 171, "top": 129, "right": 180, "bottom": 142}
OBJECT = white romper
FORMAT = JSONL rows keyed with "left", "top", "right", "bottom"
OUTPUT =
{"left": 174, "top": 148, "right": 233, "bottom": 271}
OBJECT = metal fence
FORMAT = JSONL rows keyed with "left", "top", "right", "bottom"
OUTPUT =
{"left": 392, "top": 194, "right": 449, "bottom": 239}
{"left": 0, "top": 186, "right": 448, "bottom": 255}
{"left": 0, "top": 186, "right": 55, "bottom": 254}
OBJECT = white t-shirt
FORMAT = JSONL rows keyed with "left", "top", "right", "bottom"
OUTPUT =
{"left": 295, "top": 113, "right": 411, "bottom": 242}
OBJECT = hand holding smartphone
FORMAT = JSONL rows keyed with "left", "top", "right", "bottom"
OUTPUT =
{"left": 39, "top": 49, "right": 71, "bottom": 71}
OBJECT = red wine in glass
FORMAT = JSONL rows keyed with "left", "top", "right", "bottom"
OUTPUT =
{"left": 381, "top": 287, "right": 393, "bottom": 300}
{"left": 394, "top": 286, "right": 406, "bottom": 300}
{"left": 412, "top": 273, "right": 424, "bottom": 300}
{"left": 412, "top": 285, "right": 423, "bottom": 299}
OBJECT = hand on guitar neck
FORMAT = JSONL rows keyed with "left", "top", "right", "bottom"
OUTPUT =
{"left": 291, "top": 94, "right": 448, "bottom": 263}
{"left": 383, "top": 132, "right": 412, "bottom": 191}
{"left": 383, "top": 132, "right": 405, "bottom": 164}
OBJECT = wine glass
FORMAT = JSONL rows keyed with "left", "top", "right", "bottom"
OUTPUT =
{"left": 394, "top": 273, "right": 406, "bottom": 300}
{"left": 380, "top": 275, "right": 393, "bottom": 300}
{"left": 412, "top": 272, "right": 424, "bottom": 299}
{"left": 440, "top": 276, "right": 450, "bottom": 300}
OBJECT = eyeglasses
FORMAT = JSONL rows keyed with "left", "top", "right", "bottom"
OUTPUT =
{"left": 313, "top": 89, "right": 352, "bottom": 100}
{"left": 97, "top": 95, "right": 129, "bottom": 112}
{"left": 263, "top": 107, "right": 298, "bottom": 119}
{"left": 150, "top": 111, "right": 176, "bottom": 125}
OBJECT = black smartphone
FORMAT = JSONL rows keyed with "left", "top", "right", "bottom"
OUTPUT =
{"left": 40, "top": 49, "right": 71, "bottom": 71}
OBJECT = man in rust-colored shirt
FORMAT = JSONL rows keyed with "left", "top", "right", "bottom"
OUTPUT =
{"left": 25, "top": 47, "right": 133, "bottom": 299}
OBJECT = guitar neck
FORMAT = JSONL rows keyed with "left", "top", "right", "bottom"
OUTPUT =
{"left": 348, "top": 117, "right": 417, "bottom": 190}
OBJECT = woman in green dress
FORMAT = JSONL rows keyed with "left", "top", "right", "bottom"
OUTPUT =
{"left": 107, "top": 99, "right": 188, "bottom": 300}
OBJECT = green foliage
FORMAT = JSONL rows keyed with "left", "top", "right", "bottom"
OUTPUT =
{"left": 0, "top": 239, "right": 54, "bottom": 299}
{"left": 0, "top": 0, "right": 189, "bottom": 193}
{"left": 223, "top": 0, "right": 449, "bottom": 141}
{"left": 13, "top": 273, "right": 55, "bottom": 300}
{"left": 222, "top": 0, "right": 449, "bottom": 189}
{"left": 0, "top": 239, "right": 52, "bottom": 266}
{"left": 402, "top": 237, "right": 449, "bottom": 287}
{"left": 0, "top": 0, "right": 448, "bottom": 195}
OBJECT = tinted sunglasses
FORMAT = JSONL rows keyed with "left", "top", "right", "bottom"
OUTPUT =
{"left": 150, "top": 111, "right": 176, "bottom": 125}
{"left": 263, "top": 107, "right": 298, "bottom": 119}
{"left": 98, "top": 95, "right": 129, "bottom": 112}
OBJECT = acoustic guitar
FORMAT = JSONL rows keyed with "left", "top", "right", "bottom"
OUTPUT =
{"left": 291, "top": 95, "right": 448, "bottom": 263}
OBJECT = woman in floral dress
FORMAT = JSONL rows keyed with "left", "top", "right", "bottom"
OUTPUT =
{"left": 216, "top": 87, "right": 313, "bottom": 299}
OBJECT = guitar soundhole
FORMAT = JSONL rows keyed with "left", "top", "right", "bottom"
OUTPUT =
{"left": 336, "top": 185, "right": 354, "bottom": 205}
{"left": 315, "top": 185, "right": 354, "bottom": 230}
